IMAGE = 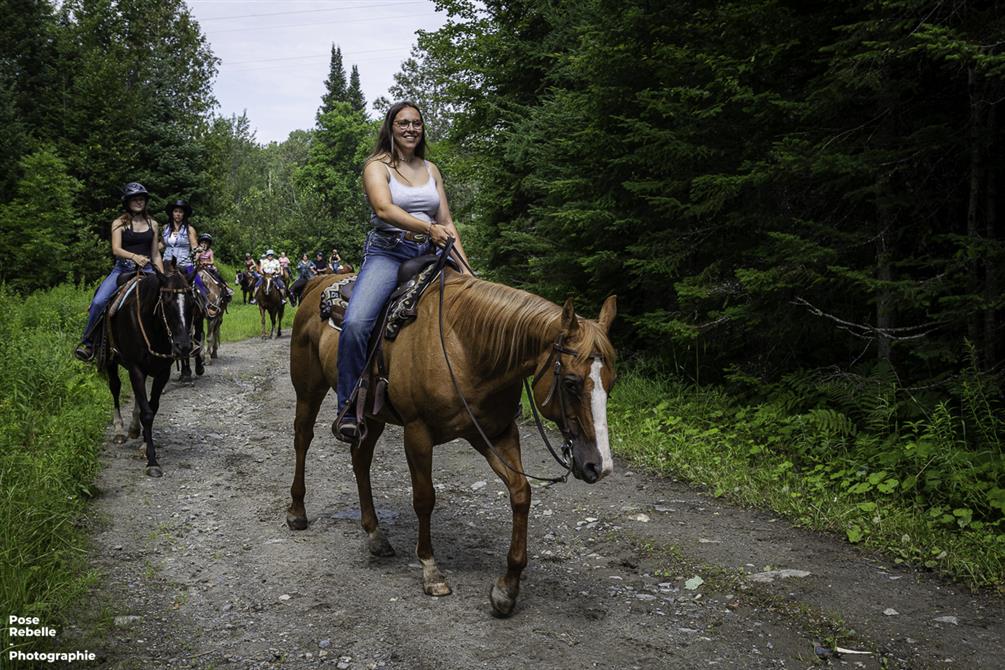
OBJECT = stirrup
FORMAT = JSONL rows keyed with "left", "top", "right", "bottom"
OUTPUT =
{"left": 74, "top": 344, "right": 94, "bottom": 362}
{"left": 333, "top": 418, "right": 358, "bottom": 444}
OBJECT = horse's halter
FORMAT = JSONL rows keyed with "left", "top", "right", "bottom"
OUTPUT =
{"left": 137, "top": 277, "right": 200, "bottom": 359}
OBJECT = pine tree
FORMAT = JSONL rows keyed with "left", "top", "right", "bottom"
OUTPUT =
{"left": 347, "top": 65, "right": 366, "bottom": 114}
{"left": 318, "top": 44, "right": 348, "bottom": 120}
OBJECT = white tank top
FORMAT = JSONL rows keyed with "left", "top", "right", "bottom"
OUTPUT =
{"left": 369, "top": 161, "right": 440, "bottom": 233}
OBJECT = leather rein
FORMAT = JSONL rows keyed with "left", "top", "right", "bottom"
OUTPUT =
{"left": 436, "top": 239, "right": 585, "bottom": 485}
{"left": 133, "top": 274, "right": 201, "bottom": 360}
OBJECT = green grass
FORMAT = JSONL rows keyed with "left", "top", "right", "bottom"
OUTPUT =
{"left": 218, "top": 298, "right": 298, "bottom": 342}
{"left": 606, "top": 369, "right": 1005, "bottom": 590}
{"left": 0, "top": 284, "right": 109, "bottom": 663}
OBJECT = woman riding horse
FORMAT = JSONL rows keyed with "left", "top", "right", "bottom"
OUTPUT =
{"left": 75, "top": 182, "right": 164, "bottom": 362}
{"left": 334, "top": 100, "right": 472, "bottom": 442}
{"left": 289, "top": 270, "right": 617, "bottom": 616}
{"left": 161, "top": 199, "right": 206, "bottom": 381}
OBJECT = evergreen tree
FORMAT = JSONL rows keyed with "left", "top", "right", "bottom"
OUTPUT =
{"left": 347, "top": 65, "right": 366, "bottom": 115}
{"left": 318, "top": 44, "right": 348, "bottom": 119}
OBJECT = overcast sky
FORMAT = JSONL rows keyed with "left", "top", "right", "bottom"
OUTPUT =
{"left": 187, "top": 0, "right": 449, "bottom": 144}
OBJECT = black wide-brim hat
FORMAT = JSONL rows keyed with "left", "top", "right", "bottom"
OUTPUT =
{"left": 165, "top": 199, "right": 192, "bottom": 218}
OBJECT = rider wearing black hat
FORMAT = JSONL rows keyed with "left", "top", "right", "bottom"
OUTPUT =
{"left": 75, "top": 182, "right": 164, "bottom": 361}
{"left": 194, "top": 232, "right": 233, "bottom": 301}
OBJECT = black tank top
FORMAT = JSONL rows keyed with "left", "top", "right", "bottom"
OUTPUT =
{"left": 121, "top": 224, "right": 153, "bottom": 256}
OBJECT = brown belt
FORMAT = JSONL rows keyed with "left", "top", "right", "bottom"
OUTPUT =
{"left": 402, "top": 231, "right": 429, "bottom": 243}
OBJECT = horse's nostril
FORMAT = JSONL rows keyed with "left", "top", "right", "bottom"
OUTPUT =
{"left": 584, "top": 462, "right": 601, "bottom": 482}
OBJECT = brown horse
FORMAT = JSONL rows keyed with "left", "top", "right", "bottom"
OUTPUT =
{"left": 255, "top": 274, "right": 285, "bottom": 339}
{"left": 197, "top": 268, "right": 226, "bottom": 363}
{"left": 288, "top": 270, "right": 617, "bottom": 616}
{"left": 100, "top": 267, "right": 198, "bottom": 477}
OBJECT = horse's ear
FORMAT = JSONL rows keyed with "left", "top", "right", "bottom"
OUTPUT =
{"left": 597, "top": 295, "right": 617, "bottom": 334}
{"left": 561, "top": 297, "right": 579, "bottom": 336}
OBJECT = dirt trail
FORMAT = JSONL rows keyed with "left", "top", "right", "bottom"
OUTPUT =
{"left": 70, "top": 336, "right": 1003, "bottom": 669}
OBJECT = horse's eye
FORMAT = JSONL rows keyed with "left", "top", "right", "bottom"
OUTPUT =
{"left": 562, "top": 376, "right": 581, "bottom": 396}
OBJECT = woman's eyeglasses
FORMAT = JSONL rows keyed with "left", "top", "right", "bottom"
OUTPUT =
{"left": 394, "top": 119, "right": 424, "bottom": 129}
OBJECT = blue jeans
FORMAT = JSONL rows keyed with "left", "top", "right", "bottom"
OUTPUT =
{"left": 80, "top": 259, "right": 154, "bottom": 344}
{"left": 254, "top": 275, "right": 285, "bottom": 293}
{"left": 336, "top": 229, "right": 433, "bottom": 412}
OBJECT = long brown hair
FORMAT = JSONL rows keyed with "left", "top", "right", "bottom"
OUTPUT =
{"left": 366, "top": 101, "right": 427, "bottom": 172}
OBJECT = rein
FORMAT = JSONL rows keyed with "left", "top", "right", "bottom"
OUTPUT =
{"left": 435, "top": 239, "right": 573, "bottom": 485}
{"left": 133, "top": 274, "right": 199, "bottom": 359}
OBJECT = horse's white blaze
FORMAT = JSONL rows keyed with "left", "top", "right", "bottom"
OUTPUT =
{"left": 589, "top": 358, "right": 613, "bottom": 478}
{"left": 177, "top": 294, "right": 186, "bottom": 332}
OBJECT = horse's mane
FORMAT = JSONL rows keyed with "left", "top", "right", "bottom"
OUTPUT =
{"left": 445, "top": 274, "right": 616, "bottom": 372}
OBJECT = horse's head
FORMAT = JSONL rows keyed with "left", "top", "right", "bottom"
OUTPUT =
{"left": 531, "top": 296, "right": 618, "bottom": 483}
{"left": 155, "top": 264, "right": 198, "bottom": 359}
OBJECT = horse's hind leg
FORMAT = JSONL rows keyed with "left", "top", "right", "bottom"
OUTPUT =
{"left": 178, "top": 355, "right": 192, "bottom": 383}
{"left": 403, "top": 423, "right": 451, "bottom": 597}
{"left": 108, "top": 363, "right": 127, "bottom": 444}
{"left": 260, "top": 305, "right": 267, "bottom": 339}
{"left": 352, "top": 421, "right": 394, "bottom": 556}
{"left": 475, "top": 423, "right": 530, "bottom": 617}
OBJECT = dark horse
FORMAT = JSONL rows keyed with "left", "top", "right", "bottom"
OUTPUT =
{"left": 288, "top": 270, "right": 617, "bottom": 616}
{"left": 99, "top": 266, "right": 198, "bottom": 477}
{"left": 255, "top": 274, "right": 285, "bottom": 339}
{"left": 237, "top": 271, "right": 256, "bottom": 304}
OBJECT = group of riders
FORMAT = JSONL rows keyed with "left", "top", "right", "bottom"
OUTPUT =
{"left": 73, "top": 184, "right": 232, "bottom": 363}
{"left": 239, "top": 248, "right": 354, "bottom": 305}
{"left": 74, "top": 100, "right": 472, "bottom": 446}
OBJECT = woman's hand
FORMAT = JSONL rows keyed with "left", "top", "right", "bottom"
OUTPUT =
{"left": 429, "top": 223, "right": 451, "bottom": 248}
{"left": 133, "top": 254, "right": 150, "bottom": 268}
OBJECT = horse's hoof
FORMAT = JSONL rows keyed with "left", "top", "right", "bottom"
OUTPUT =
{"left": 210, "top": 352, "right": 218, "bottom": 360}
{"left": 195, "top": 362, "right": 205, "bottom": 376}
{"left": 489, "top": 580, "right": 517, "bottom": 618}
{"left": 145, "top": 466, "right": 163, "bottom": 478}
{"left": 113, "top": 433, "right": 127, "bottom": 445}
{"left": 178, "top": 374, "right": 192, "bottom": 383}
{"left": 424, "top": 580, "right": 452, "bottom": 597}
{"left": 367, "top": 531, "right": 395, "bottom": 557}
{"left": 128, "top": 430, "right": 141, "bottom": 440}
{"left": 286, "top": 512, "right": 308, "bottom": 530}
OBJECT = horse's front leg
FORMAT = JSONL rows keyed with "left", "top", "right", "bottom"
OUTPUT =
{"left": 276, "top": 306, "right": 284, "bottom": 338}
{"left": 178, "top": 354, "right": 192, "bottom": 383}
{"left": 194, "top": 315, "right": 205, "bottom": 376}
{"left": 127, "top": 367, "right": 162, "bottom": 478}
{"left": 352, "top": 420, "right": 393, "bottom": 556}
{"left": 287, "top": 384, "right": 328, "bottom": 530}
{"left": 108, "top": 362, "right": 127, "bottom": 444}
{"left": 403, "top": 423, "right": 450, "bottom": 597}
{"left": 476, "top": 422, "right": 530, "bottom": 617}
{"left": 259, "top": 304, "right": 267, "bottom": 339}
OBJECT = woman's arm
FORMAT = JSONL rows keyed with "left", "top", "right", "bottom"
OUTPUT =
{"left": 150, "top": 221, "right": 164, "bottom": 272}
{"left": 430, "top": 162, "right": 471, "bottom": 271}
{"left": 188, "top": 226, "right": 199, "bottom": 258}
{"left": 363, "top": 159, "right": 444, "bottom": 241}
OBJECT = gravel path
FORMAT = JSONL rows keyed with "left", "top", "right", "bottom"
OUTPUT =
{"left": 70, "top": 336, "right": 1004, "bottom": 669}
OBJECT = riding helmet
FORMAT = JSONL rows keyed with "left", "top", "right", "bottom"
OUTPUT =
{"left": 165, "top": 199, "right": 193, "bottom": 218}
{"left": 266, "top": 249, "right": 276, "bottom": 256}
{"left": 198, "top": 232, "right": 213, "bottom": 243}
{"left": 121, "top": 182, "right": 150, "bottom": 204}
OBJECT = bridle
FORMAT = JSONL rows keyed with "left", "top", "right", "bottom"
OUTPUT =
{"left": 135, "top": 276, "right": 200, "bottom": 359}
{"left": 435, "top": 240, "right": 599, "bottom": 484}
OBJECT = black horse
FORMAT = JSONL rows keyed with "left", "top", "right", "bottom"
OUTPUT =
{"left": 98, "top": 266, "right": 198, "bottom": 477}
{"left": 237, "top": 271, "right": 256, "bottom": 304}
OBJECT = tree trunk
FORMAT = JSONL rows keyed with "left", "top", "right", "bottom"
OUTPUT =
{"left": 966, "top": 66, "right": 983, "bottom": 352}
{"left": 985, "top": 102, "right": 998, "bottom": 368}
{"left": 876, "top": 225, "right": 892, "bottom": 363}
